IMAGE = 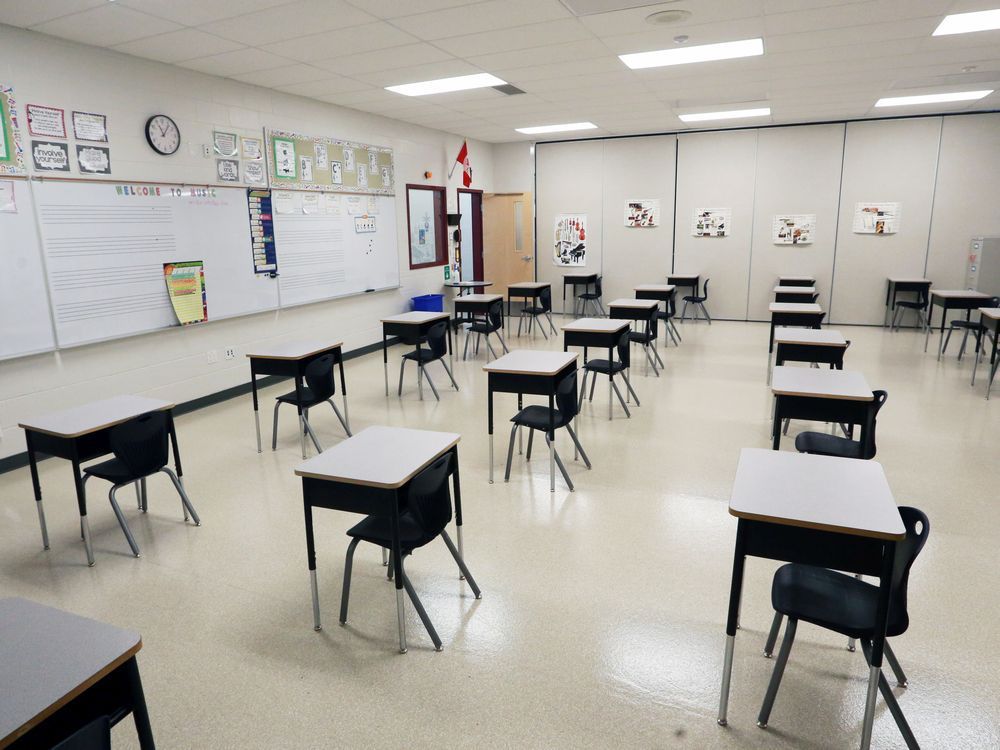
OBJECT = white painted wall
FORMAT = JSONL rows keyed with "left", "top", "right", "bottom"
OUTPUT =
{"left": 0, "top": 24, "right": 495, "bottom": 459}
{"left": 492, "top": 141, "right": 534, "bottom": 194}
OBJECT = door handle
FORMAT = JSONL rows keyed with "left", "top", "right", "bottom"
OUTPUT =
{"left": 521, "top": 255, "right": 532, "bottom": 262}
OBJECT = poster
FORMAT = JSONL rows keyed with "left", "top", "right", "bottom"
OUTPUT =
{"left": 213, "top": 130, "right": 238, "bottom": 157}
{"left": 72, "top": 111, "right": 107, "bottom": 142}
{"left": 243, "top": 160, "right": 265, "bottom": 185}
{"left": 692, "top": 207, "right": 730, "bottom": 237}
{"left": 247, "top": 189, "right": 277, "bottom": 274}
{"left": 298, "top": 155, "right": 314, "bottom": 182}
{"left": 315, "top": 143, "right": 328, "bottom": 170}
{"left": 241, "top": 137, "right": 262, "bottom": 160}
{"left": 302, "top": 193, "right": 320, "bottom": 214}
{"left": 772, "top": 214, "right": 816, "bottom": 245}
{"left": 345, "top": 195, "right": 363, "bottom": 214}
{"left": 76, "top": 144, "right": 111, "bottom": 174}
{"left": 1, "top": 84, "right": 27, "bottom": 175}
{"left": 163, "top": 261, "right": 207, "bottom": 325}
{"left": 853, "top": 202, "right": 900, "bottom": 234}
{"left": 356, "top": 163, "right": 367, "bottom": 188}
{"left": 368, "top": 150, "right": 378, "bottom": 173}
{"left": 324, "top": 194, "right": 342, "bottom": 216}
{"left": 273, "top": 190, "right": 295, "bottom": 214}
{"left": 32, "top": 140, "right": 71, "bottom": 172}
{"left": 273, "top": 137, "right": 295, "bottom": 179}
{"left": 26, "top": 104, "right": 66, "bottom": 138}
{"left": 343, "top": 147, "right": 355, "bottom": 172}
{"left": 0, "top": 180, "right": 16, "bottom": 212}
{"left": 216, "top": 158, "right": 239, "bottom": 182}
{"left": 331, "top": 161, "right": 343, "bottom": 184}
{"left": 381, "top": 166, "right": 391, "bottom": 187}
{"left": 553, "top": 214, "right": 587, "bottom": 266}
{"left": 625, "top": 198, "right": 659, "bottom": 227}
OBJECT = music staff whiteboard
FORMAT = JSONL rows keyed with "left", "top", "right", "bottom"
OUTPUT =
{"left": 0, "top": 179, "right": 56, "bottom": 359}
{"left": 272, "top": 190, "right": 400, "bottom": 308}
{"left": 33, "top": 181, "right": 278, "bottom": 347}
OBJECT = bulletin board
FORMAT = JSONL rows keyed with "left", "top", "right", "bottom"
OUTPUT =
{"left": 265, "top": 128, "right": 394, "bottom": 195}
{"left": 0, "top": 84, "right": 27, "bottom": 176}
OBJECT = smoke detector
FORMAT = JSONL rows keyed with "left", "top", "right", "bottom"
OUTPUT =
{"left": 646, "top": 9, "right": 691, "bottom": 25}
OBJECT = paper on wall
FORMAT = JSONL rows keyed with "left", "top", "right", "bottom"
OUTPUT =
{"left": 772, "top": 214, "right": 816, "bottom": 245}
{"left": 345, "top": 195, "right": 363, "bottom": 215}
{"left": 324, "top": 194, "right": 342, "bottom": 216}
{"left": 0, "top": 180, "right": 16, "bottom": 212}
{"left": 273, "top": 190, "right": 296, "bottom": 214}
{"left": 302, "top": 194, "right": 320, "bottom": 214}
{"left": 299, "top": 155, "right": 313, "bottom": 182}
{"left": 853, "top": 202, "right": 900, "bottom": 234}
{"left": 357, "top": 164, "right": 368, "bottom": 188}
{"left": 241, "top": 137, "right": 262, "bottom": 160}
{"left": 692, "top": 207, "right": 730, "bottom": 237}
{"left": 315, "top": 143, "right": 328, "bottom": 170}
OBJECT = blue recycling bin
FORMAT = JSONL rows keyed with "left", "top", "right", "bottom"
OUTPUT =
{"left": 411, "top": 294, "right": 445, "bottom": 312}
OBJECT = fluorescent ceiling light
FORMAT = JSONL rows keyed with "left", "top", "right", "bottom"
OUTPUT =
{"left": 679, "top": 107, "right": 771, "bottom": 123}
{"left": 385, "top": 73, "right": 505, "bottom": 97}
{"left": 874, "top": 90, "right": 993, "bottom": 107}
{"left": 515, "top": 122, "right": 597, "bottom": 134}
{"left": 933, "top": 9, "right": 1000, "bottom": 36}
{"left": 619, "top": 38, "right": 763, "bottom": 70}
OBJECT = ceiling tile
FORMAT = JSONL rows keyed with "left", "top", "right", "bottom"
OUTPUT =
{"left": 392, "top": 0, "right": 571, "bottom": 40}
{"left": 344, "top": 0, "right": 488, "bottom": 17}
{"left": 178, "top": 48, "right": 297, "bottom": 77}
{"left": 355, "top": 60, "right": 483, "bottom": 87}
{"left": 112, "top": 29, "right": 245, "bottom": 63}
{"left": 260, "top": 22, "right": 418, "bottom": 62}
{"left": 279, "top": 77, "right": 373, "bottom": 97}
{"left": 0, "top": 0, "right": 106, "bottom": 27}
{"left": 433, "top": 19, "right": 595, "bottom": 58}
{"left": 30, "top": 4, "right": 182, "bottom": 47}
{"left": 228, "top": 64, "right": 338, "bottom": 87}
{"left": 116, "top": 0, "right": 295, "bottom": 26}
{"left": 199, "top": 0, "right": 377, "bottom": 46}
{"left": 311, "top": 43, "right": 455, "bottom": 76}
{"left": 465, "top": 39, "right": 612, "bottom": 72}
{"left": 578, "top": 0, "right": 764, "bottom": 37}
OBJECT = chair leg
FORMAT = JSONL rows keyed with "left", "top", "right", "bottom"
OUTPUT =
{"left": 422, "top": 366, "right": 440, "bottom": 401}
{"left": 652, "top": 345, "right": 665, "bottom": 368}
{"left": 670, "top": 319, "right": 682, "bottom": 342}
{"left": 757, "top": 617, "right": 797, "bottom": 728}
{"left": 623, "top": 371, "right": 641, "bottom": 406}
{"left": 538, "top": 317, "right": 549, "bottom": 340}
{"left": 763, "top": 611, "right": 783, "bottom": 657}
{"left": 700, "top": 302, "right": 712, "bottom": 324}
{"left": 517, "top": 312, "right": 524, "bottom": 336}
{"left": 399, "top": 555, "right": 443, "bottom": 651}
{"left": 161, "top": 467, "right": 201, "bottom": 526}
{"left": 547, "top": 436, "right": 574, "bottom": 491}
{"left": 302, "top": 409, "right": 324, "bottom": 454}
{"left": 565, "top": 424, "right": 591, "bottom": 469}
{"left": 271, "top": 400, "right": 281, "bottom": 450}
{"left": 596, "top": 300, "right": 606, "bottom": 316}
{"left": 643, "top": 344, "right": 660, "bottom": 376}
{"left": 588, "top": 369, "right": 598, "bottom": 401}
{"left": 578, "top": 369, "right": 589, "bottom": 412}
{"left": 484, "top": 336, "right": 497, "bottom": 361}
{"left": 397, "top": 358, "right": 407, "bottom": 397}
{"left": 327, "top": 399, "right": 352, "bottom": 437}
{"left": 883, "top": 641, "right": 908, "bottom": 688}
{"left": 339, "top": 537, "right": 361, "bottom": 624}
{"left": 526, "top": 428, "right": 534, "bottom": 460}
{"left": 958, "top": 328, "right": 971, "bottom": 361}
{"left": 860, "top": 640, "right": 920, "bottom": 750}
{"left": 417, "top": 361, "right": 424, "bottom": 400}
{"left": 109, "top": 485, "right": 141, "bottom": 557}
{"left": 680, "top": 302, "right": 689, "bottom": 321}
{"left": 546, "top": 312, "right": 557, "bottom": 334}
{"left": 611, "top": 380, "right": 631, "bottom": 418}
{"left": 942, "top": 327, "right": 953, "bottom": 355}
{"left": 497, "top": 330, "right": 510, "bottom": 354}
{"left": 504, "top": 423, "right": 518, "bottom": 482}
{"left": 135, "top": 480, "right": 142, "bottom": 510}
{"left": 440, "top": 359, "right": 460, "bottom": 391}
{"left": 782, "top": 418, "right": 790, "bottom": 436}
{"left": 440, "top": 529, "right": 482, "bottom": 598}
{"left": 462, "top": 331, "right": 471, "bottom": 360}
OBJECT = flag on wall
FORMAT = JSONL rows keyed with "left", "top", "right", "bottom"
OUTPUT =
{"left": 455, "top": 140, "right": 472, "bottom": 187}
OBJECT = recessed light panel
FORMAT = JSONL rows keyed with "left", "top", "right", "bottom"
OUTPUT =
{"left": 678, "top": 107, "right": 771, "bottom": 123}
{"left": 515, "top": 122, "right": 598, "bottom": 135}
{"left": 619, "top": 38, "right": 763, "bottom": 70}
{"left": 386, "top": 73, "right": 506, "bottom": 97}
{"left": 874, "top": 90, "right": 993, "bottom": 107}
{"left": 933, "top": 9, "right": 1000, "bottom": 36}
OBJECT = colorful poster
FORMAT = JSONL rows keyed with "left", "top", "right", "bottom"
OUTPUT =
{"left": 163, "top": 261, "right": 207, "bottom": 325}
{"left": 853, "top": 202, "right": 901, "bottom": 234}
{"left": 72, "top": 111, "right": 107, "bottom": 142}
{"left": 243, "top": 160, "right": 265, "bottom": 185}
{"left": 554, "top": 214, "right": 587, "bottom": 266}
{"left": 273, "top": 137, "right": 296, "bottom": 179}
{"left": 247, "top": 188, "right": 277, "bottom": 275}
{"left": 32, "top": 140, "right": 71, "bottom": 172}
{"left": 0, "top": 84, "right": 27, "bottom": 175}
{"left": 772, "top": 214, "right": 816, "bottom": 245}
{"left": 625, "top": 198, "right": 659, "bottom": 227}
{"left": 26, "top": 104, "right": 66, "bottom": 138}
{"left": 216, "top": 158, "right": 239, "bottom": 182}
{"left": 213, "top": 130, "right": 238, "bottom": 157}
{"left": 241, "top": 137, "right": 262, "bottom": 160}
{"left": 692, "top": 207, "right": 730, "bottom": 237}
{"left": 76, "top": 144, "right": 111, "bottom": 174}
{"left": 0, "top": 180, "right": 16, "bottom": 212}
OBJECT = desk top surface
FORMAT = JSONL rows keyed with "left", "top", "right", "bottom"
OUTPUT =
{"left": 453, "top": 293, "right": 503, "bottom": 304}
{"left": 295, "top": 426, "right": 460, "bottom": 489}
{"left": 634, "top": 284, "right": 676, "bottom": 293}
{"left": 929, "top": 289, "right": 992, "bottom": 300}
{"left": 769, "top": 302, "right": 823, "bottom": 314}
{"left": 980, "top": 307, "right": 1000, "bottom": 320}
{"left": 777, "top": 275, "right": 815, "bottom": 282}
{"left": 668, "top": 273, "right": 699, "bottom": 281}
{"left": 245, "top": 340, "right": 343, "bottom": 360}
{"left": 773, "top": 328, "right": 848, "bottom": 346}
{"left": 507, "top": 281, "right": 550, "bottom": 290}
{"left": 381, "top": 311, "right": 450, "bottom": 325}
{"left": 562, "top": 273, "right": 598, "bottom": 281}
{"left": 773, "top": 285, "right": 817, "bottom": 294}
{"left": 771, "top": 366, "right": 873, "bottom": 400}
{"left": 608, "top": 297, "right": 660, "bottom": 309}
{"left": 562, "top": 318, "right": 630, "bottom": 334}
{"left": 887, "top": 277, "right": 932, "bottom": 284}
{"left": 19, "top": 395, "right": 174, "bottom": 438}
{"left": 0, "top": 597, "right": 142, "bottom": 747}
{"left": 730, "top": 448, "right": 904, "bottom": 540}
{"left": 483, "top": 350, "right": 577, "bottom": 376}
{"left": 444, "top": 281, "right": 492, "bottom": 288}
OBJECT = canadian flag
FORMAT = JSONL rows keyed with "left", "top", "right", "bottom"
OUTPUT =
{"left": 455, "top": 140, "right": 472, "bottom": 187}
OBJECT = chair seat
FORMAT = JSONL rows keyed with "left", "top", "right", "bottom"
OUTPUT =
{"left": 346, "top": 511, "right": 434, "bottom": 551}
{"left": 628, "top": 331, "right": 654, "bottom": 345}
{"left": 510, "top": 404, "right": 570, "bottom": 430}
{"left": 949, "top": 320, "right": 985, "bottom": 331}
{"left": 401, "top": 348, "right": 440, "bottom": 363}
{"left": 468, "top": 322, "right": 500, "bottom": 334}
{"left": 771, "top": 564, "right": 907, "bottom": 639}
{"left": 895, "top": 300, "right": 925, "bottom": 310}
{"left": 523, "top": 306, "right": 547, "bottom": 315}
{"left": 276, "top": 386, "right": 329, "bottom": 407}
{"left": 83, "top": 457, "right": 145, "bottom": 484}
{"left": 683, "top": 295, "right": 706, "bottom": 303}
{"left": 578, "top": 293, "right": 600, "bottom": 300}
{"left": 794, "top": 431, "right": 863, "bottom": 459}
{"left": 583, "top": 358, "right": 625, "bottom": 375}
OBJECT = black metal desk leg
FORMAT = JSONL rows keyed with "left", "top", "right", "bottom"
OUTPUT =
{"left": 390, "top": 490, "right": 407, "bottom": 654}
{"left": 304, "top": 500, "right": 321, "bottom": 631}
{"left": 71, "top": 454, "right": 95, "bottom": 567}
{"left": 487, "top": 385, "right": 495, "bottom": 484}
{"left": 451, "top": 446, "right": 465, "bottom": 578}
{"left": 25, "top": 431, "right": 49, "bottom": 550}
{"left": 294, "top": 376, "right": 307, "bottom": 458}
{"left": 771, "top": 398, "right": 782, "bottom": 450}
{"left": 250, "top": 363, "right": 262, "bottom": 452}
{"left": 860, "top": 542, "right": 897, "bottom": 750}
{"left": 548, "top": 393, "right": 555, "bottom": 493}
{"left": 382, "top": 333, "right": 389, "bottom": 396}
{"left": 124, "top": 657, "right": 156, "bottom": 750}
{"left": 719, "top": 521, "right": 748, "bottom": 726}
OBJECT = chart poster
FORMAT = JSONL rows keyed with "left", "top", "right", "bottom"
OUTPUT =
{"left": 692, "top": 207, "right": 730, "bottom": 237}
{"left": 247, "top": 189, "right": 278, "bottom": 275}
{"left": 241, "top": 137, "right": 262, "bottom": 160}
{"left": 32, "top": 140, "right": 71, "bottom": 172}
{"left": 273, "top": 137, "right": 296, "bottom": 179}
{"left": 164, "top": 261, "right": 208, "bottom": 325}
{"left": 625, "top": 198, "right": 659, "bottom": 227}
{"left": 314, "top": 143, "right": 328, "bottom": 170}
{"left": 265, "top": 128, "right": 394, "bottom": 194}
{"left": 76, "top": 144, "right": 111, "bottom": 174}
{"left": 72, "top": 111, "right": 107, "bottom": 142}
{"left": 772, "top": 214, "right": 816, "bottom": 245}
{"left": 0, "top": 179, "right": 16, "bottom": 212}
{"left": 217, "top": 158, "right": 239, "bottom": 182}
{"left": 213, "top": 130, "right": 238, "bottom": 157}
{"left": 0, "top": 84, "right": 27, "bottom": 175}
{"left": 26, "top": 104, "right": 66, "bottom": 138}
{"left": 853, "top": 202, "right": 901, "bottom": 234}
{"left": 554, "top": 214, "right": 587, "bottom": 266}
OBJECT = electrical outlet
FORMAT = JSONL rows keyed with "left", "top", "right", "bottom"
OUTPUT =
{"left": 207, "top": 349, "right": 218, "bottom": 364}
{"left": 224, "top": 347, "right": 236, "bottom": 360}
{"left": 202, "top": 144, "right": 211, "bottom": 158}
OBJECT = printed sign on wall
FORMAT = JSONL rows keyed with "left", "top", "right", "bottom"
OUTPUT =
{"left": 853, "top": 202, "right": 901, "bottom": 234}
{"left": 554, "top": 214, "right": 587, "bottom": 266}
{"left": 772, "top": 214, "right": 816, "bottom": 245}
{"left": 692, "top": 207, "right": 730, "bottom": 237}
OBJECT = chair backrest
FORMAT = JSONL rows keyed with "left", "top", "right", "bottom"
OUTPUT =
{"left": 615, "top": 328, "right": 631, "bottom": 368}
{"left": 701, "top": 278, "right": 710, "bottom": 299}
{"left": 666, "top": 292, "right": 676, "bottom": 318}
{"left": 987, "top": 296, "right": 1000, "bottom": 309}
{"left": 555, "top": 370, "right": 580, "bottom": 421}
{"left": 304, "top": 353, "right": 336, "bottom": 400}
{"left": 888, "top": 506, "right": 930, "bottom": 636}
{"left": 486, "top": 298, "right": 504, "bottom": 330}
{"left": 540, "top": 286, "right": 552, "bottom": 312}
{"left": 862, "top": 389, "right": 888, "bottom": 459}
{"left": 425, "top": 321, "right": 448, "bottom": 359}
{"left": 110, "top": 411, "right": 169, "bottom": 478}
{"left": 594, "top": 277, "right": 602, "bottom": 296}
{"left": 645, "top": 305, "right": 658, "bottom": 340}
{"left": 405, "top": 452, "right": 453, "bottom": 542}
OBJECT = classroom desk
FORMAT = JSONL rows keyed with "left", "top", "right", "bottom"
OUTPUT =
{"left": 777, "top": 276, "right": 815, "bottom": 287}
{"left": 562, "top": 318, "right": 631, "bottom": 420}
{"left": 769, "top": 328, "right": 849, "bottom": 383}
{"left": 923, "top": 289, "right": 993, "bottom": 359}
{"left": 634, "top": 284, "right": 678, "bottom": 347}
{"left": 668, "top": 273, "right": 699, "bottom": 298}
{"left": 507, "top": 281, "right": 555, "bottom": 334}
{"left": 453, "top": 293, "right": 504, "bottom": 319}
{"left": 381, "top": 312, "right": 452, "bottom": 396}
{"left": 718, "top": 449, "right": 905, "bottom": 750}
{"left": 561, "top": 273, "right": 598, "bottom": 315}
{"left": 245, "top": 341, "right": 349, "bottom": 457}
{"left": 295, "top": 426, "right": 465, "bottom": 653}
{"left": 773, "top": 285, "right": 817, "bottom": 303}
{"left": 0, "top": 597, "right": 154, "bottom": 750}
{"left": 973, "top": 307, "right": 1000, "bottom": 399}
{"left": 19, "top": 396, "right": 184, "bottom": 567}
{"left": 884, "top": 278, "right": 931, "bottom": 328}
{"left": 770, "top": 367, "right": 873, "bottom": 450}
{"left": 608, "top": 297, "right": 660, "bottom": 324}
{"left": 444, "top": 280, "right": 493, "bottom": 296}
{"left": 483, "top": 351, "right": 577, "bottom": 491}
{"left": 768, "top": 302, "right": 824, "bottom": 353}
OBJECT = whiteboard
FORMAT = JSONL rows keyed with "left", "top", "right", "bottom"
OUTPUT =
{"left": 271, "top": 190, "right": 399, "bottom": 307}
{"left": 33, "top": 181, "right": 279, "bottom": 347}
{"left": 0, "top": 179, "right": 56, "bottom": 359}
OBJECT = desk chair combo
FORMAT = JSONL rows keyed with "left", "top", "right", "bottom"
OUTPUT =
{"left": 272, "top": 353, "right": 352, "bottom": 454}
{"left": 631, "top": 306, "right": 664, "bottom": 376}
{"left": 578, "top": 328, "right": 640, "bottom": 419}
{"left": 890, "top": 288, "right": 930, "bottom": 330}
{"left": 794, "top": 390, "right": 887, "bottom": 460}
{"left": 520, "top": 286, "right": 558, "bottom": 338}
{"left": 82, "top": 411, "right": 200, "bottom": 560}
{"left": 398, "top": 320, "right": 459, "bottom": 401}
{"left": 576, "top": 276, "right": 605, "bottom": 317}
{"left": 941, "top": 295, "right": 1000, "bottom": 360}
{"left": 464, "top": 298, "right": 510, "bottom": 361}
{"left": 680, "top": 278, "right": 711, "bottom": 323}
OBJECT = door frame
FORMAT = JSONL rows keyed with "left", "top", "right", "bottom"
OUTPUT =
{"left": 457, "top": 188, "right": 484, "bottom": 281}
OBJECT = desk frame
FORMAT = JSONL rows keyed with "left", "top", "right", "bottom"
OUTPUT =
{"left": 972, "top": 310, "right": 1000, "bottom": 399}
{"left": 563, "top": 323, "right": 633, "bottom": 420}
{"left": 771, "top": 392, "right": 871, "bottom": 450}
{"left": 561, "top": 274, "right": 598, "bottom": 316}
{"left": 884, "top": 280, "right": 930, "bottom": 328}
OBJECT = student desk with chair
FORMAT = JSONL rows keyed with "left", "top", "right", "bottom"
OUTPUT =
{"left": 768, "top": 302, "right": 824, "bottom": 353}
{"left": 453, "top": 293, "right": 504, "bottom": 320}
{"left": 608, "top": 298, "right": 664, "bottom": 375}
{"left": 770, "top": 366, "right": 874, "bottom": 450}
{"left": 455, "top": 293, "right": 509, "bottom": 361}
{"left": 923, "top": 289, "right": 993, "bottom": 359}
{"left": 634, "top": 284, "right": 680, "bottom": 347}
{"left": 884, "top": 278, "right": 931, "bottom": 328}
{"left": 773, "top": 285, "right": 817, "bottom": 303}
{"left": 667, "top": 273, "right": 700, "bottom": 298}
{"left": 444, "top": 280, "right": 493, "bottom": 297}
{"left": 245, "top": 341, "right": 350, "bottom": 458}
{"left": 0, "top": 597, "right": 155, "bottom": 750}
{"left": 769, "top": 328, "right": 849, "bottom": 383}
{"left": 381, "top": 311, "right": 453, "bottom": 396}
{"left": 562, "top": 318, "right": 632, "bottom": 420}
{"left": 718, "top": 448, "right": 914, "bottom": 750}
{"left": 561, "top": 273, "right": 599, "bottom": 315}
{"left": 507, "top": 281, "right": 556, "bottom": 335}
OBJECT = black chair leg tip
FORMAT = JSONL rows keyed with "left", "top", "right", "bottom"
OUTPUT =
{"left": 475, "top": 593, "right": 482, "bottom": 600}
{"left": 898, "top": 681, "right": 908, "bottom": 689}
{"left": 435, "top": 645, "right": 444, "bottom": 652}
{"left": 756, "top": 722, "right": 767, "bottom": 729}
{"left": 717, "top": 719, "right": 727, "bottom": 727}
{"left": 313, "top": 625, "right": 322, "bottom": 632}
{"left": 847, "top": 645, "right": 856, "bottom": 652}
{"left": 763, "top": 651, "right": 772, "bottom": 658}
{"left": 88, "top": 562, "right": 96, "bottom": 568}
{"left": 399, "top": 648, "right": 407, "bottom": 655}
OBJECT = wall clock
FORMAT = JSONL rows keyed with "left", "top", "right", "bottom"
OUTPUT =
{"left": 145, "top": 114, "right": 180, "bottom": 155}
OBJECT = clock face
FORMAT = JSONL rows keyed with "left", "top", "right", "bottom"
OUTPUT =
{"left": 145, "top": 115, "right": 180, "bottom": 155}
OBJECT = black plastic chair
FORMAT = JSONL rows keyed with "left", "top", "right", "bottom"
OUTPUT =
{"left": 680, "top": 278, "right": 711, "bottom": 323}
{"left": 577, "top": 277, "right": 605, "bottom": 317}
{"left": 339, "top": 453, "right": 481, "bottom": 651}
{"left": 52, "top": 716, "right": 111, "bottom": 750}
{"left": 629, "top": 306, "right": 664, "bottom": 376}
{"left": 465, "top": 298, "right": 509, "bottom": 361}
{"left": 758, "top": 507, "right": 929, "bottom": 749}
{"left": 794, "top": 390, "right": 887, "bottom": 460}
{"left": 398, "top": 320, "right": 458, "bottom": 401}
{"left": 521, "top": 286, "right": 556, "bottom": 338}
{"left": 504, "top": 370, "right": 591, "bottom": 491}
{"left": 82, "top": 412, "right": 200, "bottom": 561}
{"left": 891, "top": 289, "right": 929, "bottom": 330}
{"left": 579, "top": 328, "right": 640, "bottom": 419}
{"left": 273, "top": 353, "right": 351, "bottom": 455}
{"left": 657, "top": 291, "right": 682, "bottom": 346}
{"left": 942, "top": 295, "right": 1000, "bottom": 360}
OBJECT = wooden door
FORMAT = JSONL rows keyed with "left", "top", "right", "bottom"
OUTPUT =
{"left": 483, "top": 192, "right": 534, "bottom": 295}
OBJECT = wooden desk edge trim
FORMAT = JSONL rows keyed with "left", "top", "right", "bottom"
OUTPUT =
{"left": 483, "top": 357, "right": 578, "bottom": 376}
{"left": 294, "top": 437, "right": 460, "bottom": 489}
{"left": 771, "top": 388, "right": 873, "bottom": 401}
{"left": 773, "top": 339, "right": 849, "bottom": 347}
{"left": 245, "top": 343, "right": 343, "bottom": 360}
{"left": 380, "top": 313, "right": 450, "bottom": 323}
{"left": 729, "top": 507, "right": 904, "bottom": 541}
{"left": 19, "top": 405, "right": 175, "bottom": 439}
